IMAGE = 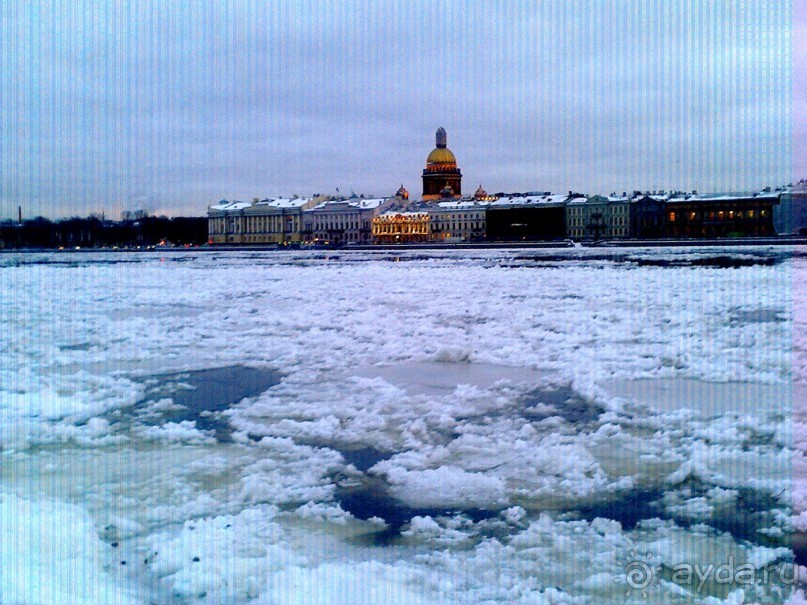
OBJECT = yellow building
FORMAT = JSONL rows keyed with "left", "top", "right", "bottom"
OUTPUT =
{"left": 428, "top": 201, "right": 489, "bottom": 242}
{"left": 372, "top": 212, "right": 430, "bottom": 243}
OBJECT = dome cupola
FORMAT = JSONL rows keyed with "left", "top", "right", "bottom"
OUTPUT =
{"left": 422, "top": 127, "right": 462, "bottom": 200}
{"left": 425, "top": 127, "right": 457, "bottom": 169}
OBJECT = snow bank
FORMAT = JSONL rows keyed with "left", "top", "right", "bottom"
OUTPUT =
{"left": 0, "top": 491, "right": 138, "bottom": 605}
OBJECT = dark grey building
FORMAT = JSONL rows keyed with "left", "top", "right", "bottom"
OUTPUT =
{"left": 630, "top": 195, "right": 667, "bottom": 239}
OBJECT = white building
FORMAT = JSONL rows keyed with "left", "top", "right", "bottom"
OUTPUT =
{"left": 208, "top": 196, "right": 323, "bottom": 244}
{"left": 302, "top": 196, "right": 395, "bottom": 244}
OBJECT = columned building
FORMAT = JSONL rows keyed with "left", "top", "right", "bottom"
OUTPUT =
{"left": 302, "top": 195, "right": 394, "bottom": 244}
{"left": 208, "top": 196, "right": 322, "bottom": 244}
{"left": 428, "top": 201, "right": 488, "bottom": 242}
{"left": 371, "top": 212, "right": 430, "bottom": 243}
{"left": 422, "top": 127, "right": 462, "bottom": 200}
{"left": 666, "top": 192, "right": 778, "bottom": 237}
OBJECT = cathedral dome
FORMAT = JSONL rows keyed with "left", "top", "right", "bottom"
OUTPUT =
{"left": 422, "top": 127, "right": 462, "bottom": 199}
{"left": 426, "top": 147, "right": 457, "bottom": 166}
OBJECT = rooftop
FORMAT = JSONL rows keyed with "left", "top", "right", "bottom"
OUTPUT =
{"left": 310, "top": 197, "right": 389, "bottom": 211}
{"left": 490, "top": 193, "right": 583, "bottom": 207}
{"left": 209, "top": 196, "right": 318, "bottom": 213}
{"left": 667, "top": 191, "right": 780, "bottom": 204}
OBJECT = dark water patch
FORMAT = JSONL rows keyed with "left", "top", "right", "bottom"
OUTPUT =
{"left": 513, "top": 254, "right": 626, "bottom": 264}
{"left": 691, "top": 255, "right": 779, "bottom": 268}
{"left": 378, "top": 255, "right": 440, "bottom": 263}
{"left": 704, "top": 487, "right": 790, "bottom": 547}
{"left": 634, "top": 255, "right": 778, "bottom": 268}
{"left": 270, "top": 439, "right": 392, "bottom": 472}
{"left": 58, "top": 342, "right": 93, "bottom": 351}
{"left": 496, "top": 263, "right": 569, "bottom": 269}
{"left": 575, "top": 483, "right": 791, "bottom": 553}
{"left": 521, "top": 385, "right": 604, "bottom": 424}
{"left": 729, "top": 309, "right": 787, "bottom": 326}
{"left": 284, "top": 254, "right": 445, "bottom": 265}
{"left": 576, "top": 489, "right": 664, "bottom": 530}
{"left": 1, "top": 256, "right": 149, "bottom": 268}
{"left": 131, "top": 365, "right": 281, "bottom": 441}
{"left": 145, "top": 366, "right": 279, "bottom": 411}
{"left": 450, "top": 384, "right": 602, "bottom": 429}
{"left": 336, "top": 478, "right": 500, "bottom": 546}
{"left": 338, "top": 446, "right": 390, "bottom": 472}
{"left": 793, "top": 533, "right": 807, "bottom": 566}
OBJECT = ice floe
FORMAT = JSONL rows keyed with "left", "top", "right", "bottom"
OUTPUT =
{"left": 0, "top": 246, "right": 803, "bottom": 603}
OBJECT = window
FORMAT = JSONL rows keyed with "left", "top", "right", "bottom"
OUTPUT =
{"left": 669, "top": 212, "right": 676, "bottom": 222}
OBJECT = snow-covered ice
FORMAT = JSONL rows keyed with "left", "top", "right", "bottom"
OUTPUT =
{"left": 0, "top": 246, "right": 804, "bottom": 603}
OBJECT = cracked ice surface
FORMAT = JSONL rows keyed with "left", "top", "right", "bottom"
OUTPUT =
{"left": 0, "top": 247, "right": 804, "bottom": 604}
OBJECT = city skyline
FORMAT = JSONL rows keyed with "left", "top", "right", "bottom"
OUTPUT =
{"left": 1, "top": 1, "right": 804, "bottom": 219}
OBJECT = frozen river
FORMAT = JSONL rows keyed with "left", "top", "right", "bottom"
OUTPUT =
{"left": 1, "top": 246, "right": 805, "bottom": 604}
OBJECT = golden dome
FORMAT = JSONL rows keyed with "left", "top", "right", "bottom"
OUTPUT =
{"left": 426, "top": 147, "right": 457, "bottom": 165}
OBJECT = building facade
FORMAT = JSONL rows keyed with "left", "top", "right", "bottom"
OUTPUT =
{"left": 422, "top": 127, "right": 462, "bottom": 200}
{"left": 565, "top": 197, "right": 588, "bottom": 240}
{"left": 570, "top": 195, "right": 631, "bottom": 240}
{"left": 208, "top": 197, "right": 321, "bottom": 244}
{"left": 629, "top": 195, "right": 668, "bottom": 239}
{"left": 372, "top": 212, "right": 430, "bottom": 243}
{"left": 487, "top": 193, "right": 580, "bottom": 241}
{"left": 775, "top": 181, "right": 807, "bottom": 235}
{"left": 666, "top": 192, "right": 778, "bottom": 237}
{"left": 302, "top": 196, "right": 394, "bottom": 244}
{"left": 428, "top": 201, "right": 488, "bottom": 242}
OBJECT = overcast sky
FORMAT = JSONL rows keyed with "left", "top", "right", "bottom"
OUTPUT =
{"left": 1, "top": 1, "right": 801, "bottom": 219}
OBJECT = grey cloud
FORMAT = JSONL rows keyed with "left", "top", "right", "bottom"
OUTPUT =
{"left": 0, "top": 0, "right": 794, "bottom": 219}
